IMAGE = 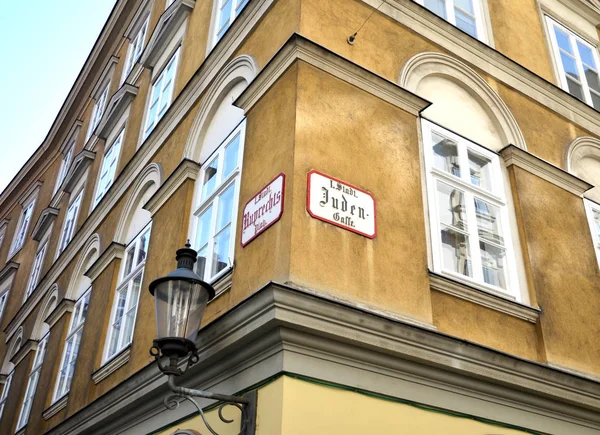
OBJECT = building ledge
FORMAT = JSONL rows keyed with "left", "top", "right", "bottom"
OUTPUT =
{"left": 46, "top": 298, "right": 75, "bottom": 329}
{"left": 31, "top": 207, "right": 59, "bottom": 241}
{"left": 0, "top": 261, "right": 19, "bottom": 283}
{"left": 43, "top": 394, "right": 68, "bottom": 420}
{"left": 429, "top": 272, "right": 541, "bottom": 323}
{"left": 10, "top": 339, "right": 37, "bottom": 367}
{"left": 92, "top": 345, "right": 131, "bottom": 384}
{"left": 85, "top": 241, "right": 125, "bottom": 282}
{"left": 63, "top": 150, "right": 95, "bottom": 194}
{"left": 96, "top": 84, "right": 138, "bottom": 139}
{"left": 143, "top": 158, "right": 199, "bottom": 215}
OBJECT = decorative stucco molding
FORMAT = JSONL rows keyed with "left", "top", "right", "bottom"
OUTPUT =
{"left": 96, "top": 84, "right": 138, "bottom": 139}
{"left": 85, "top": 242, "right": 126, "bottom": 282}
{"left": 141, "top": 0, "right": 195, "bottom": 69}
{"left": 45, "top": 297, "right": 75, "bottom": 330}
{"left": 63, "top": 150, "right": 95, "bottom": 194}
{"left": 235, "top": 34, "right": 430, "bottom": 117}
{"left": 399, "top": 51, "right": 527, "bottom": 150}
{"left": 31, "top": 207, "right": 59, "bottom": 242}
{"left": 566, "top": 136, "right": 600, "bottom": 173}
{"left": 17, "top": 180, "right": 43, "bottom": 206}
{"left": 43, "top": 394, "right": 68, "bottom": 421}
{"left": 501, "top": 144, "right": 592, "bottom": 197}
{"left": 429, "top": 272, "right": 540, "bottom": 323}
{"left": 143, "top": 159, "right": 200, "bottom": 216}
{"left": 65, "top": 233, "right": 101, "bottom": 300}
{"left": 91, "top": 346, "right": 131, "bottom": 385}
{"left": 10, "top": 339, "right": 37, "bottom": 367}
{"left": 0, "top": 262, "right": 19, "bottom": 283}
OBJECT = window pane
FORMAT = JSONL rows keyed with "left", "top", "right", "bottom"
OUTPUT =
{"left": 196, "top": 246, "right": 208, "bottom": 279}
{"left": 437, "top": 183, "right": 467, "bottom": 231}
{"left": 223, "top": 135, "right": 240, "bottom": 178}
{"left": 474, "top": 198, "right": 504, "bottom": 245}
{"left": 216, "top": 183, "right": 235, "bottom": 232}
{"left": 560, "top": 52, "right": 580, "bottom": 81}
{"left": 424, "top": 0, "right": 446, "bottom": 18}
{"left": 124, "top": 247, "right": 135, "bottom": 276}
{"left": 108, "top": 319, "right": 121, "bottom": 356}
{"left": 128, "top": 273, "right": 142, "bottom": 311}
{"left": 480, "top": 241, "right": 507, "bottom": 289}
{"left": 455, "top": 8, "right": 477, "bottom": 38}
{"left": 576, "top": 41, "right": 597, "bottom": 69}
{"left": 584, "top": 66, "right": 600, "bottom": 93}
{"left": 212, "top": 226, "right": 231, "bottom": 276}
{"left": 554, "top": 27, "right": 573, "bottom": 54}
{"left": 136, "top": 231, "right": 149, "bottom": 266}
{"left": 202, "top": 157, "right": 219, "bottom": 199}
{"left": 441, "top": 227, "right": 472, "bottom": 277}
{"left": 218, "top": 0, "right": 233, "bottom": 33}
{"left": 114, "top": 290, "right": 127, "bottom": 321}
{"left": 432, "top": 134, "right": 460, "bottom": 177}
{"left": 593, "top": 92, "right": 600, "bottom": 111}
{"left": 196, "top": 206, "right": 213, "bottom": 249}
{"left": 468, "top": 150, "right": 493, "bottom": 190}
{"left": 566, "top": 77, "right": 585, "bottom": 101}
{"left": 235, "top": 0, "right": 250, "bottom": 13}
{"left": 454, "top": 0, "right": 474, "bottom": 14}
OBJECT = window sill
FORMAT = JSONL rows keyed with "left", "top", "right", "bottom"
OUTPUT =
{"left": 15, "top": 425, "right": 26, "bottom": 435}
{"left": 43, "top": 394, "right": 68, "bottom": 420}
{"left": 208, "top": 267, "right": 233, "bottom": 301}
{"left": 429, "top": 271, "right": 540, "bottom": 323}
{"left": 92, "top": 345, "right": 131, "bottom": 384}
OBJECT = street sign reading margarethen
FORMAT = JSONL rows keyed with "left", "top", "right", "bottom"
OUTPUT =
{"left": 306, "top": 170, "right": 376, "bottom": 238}
{"left": 241, "top": 173, "right": 285, "bottom": 247}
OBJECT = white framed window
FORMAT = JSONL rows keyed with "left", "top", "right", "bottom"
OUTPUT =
{"left": 0, "top": 290, "right": 9, "bottom": 323}
{"left": 16, "top": 332, "right": 49, "bottom": 430}
{"left": 192, "top": 123, "right": 244, "bottom": 282}
{"left": 93, "top": 129, "right": 124, "bottom": 207}
{"left": 104, "top": 224, "right": 150, "bottom": 361}
{"left": 123, "top": 17, "right": 149, "bottom": 80}
{"left": 58, "top": 190, "right": 83, "bottom": 254}
{"left": 87, "top": 83, "right": 110, "bottom": 140}
{"left": 0, "top": 371, "right": 13, "bottom": 421}
{"left": 421, "top": 120, "right": 520, "bottom": 298}
{"left": 54, "top": 141, "right": 75, "bottom": 194}
{"left": 0, "top": 225, "right": 6, "bottom": 252}
{"left": 585, "top": 199, "right": 600, "bottom": 267}
{"left": 9, "top": 199, "right": 36, "bottom": 257}
{"left": 546, "top": 16, "right": 600, "bottom": 110}
{"left": 53, "top": 287, "right": 90, "bottom": 401}
{"left": 212, "top": 0, "right": 250, "bottom": 44}
{"left": 24, "top": 242, "right": 48, "bottom": 301}
{"left": 143, "top": 48, "right": 180, "bottom": 139}
{"left": 415, "top": 0, "right": 487, "bottom": 41}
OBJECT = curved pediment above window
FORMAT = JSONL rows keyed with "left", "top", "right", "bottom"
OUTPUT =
{"left": 566, "top": 136, "right": 600, "bottom": 202}
{"left": 63, "top": 150, "right": 96, "bottom": 194}
{"left": 96, "top": 84, "right": 138, "bottom": 139}
{"left": 0, "top": 261, "right": 19, "bottom": 283}
{"left": 31, "top": 207, "right": 59, "bottom": 242}
{"left": 141, "top": 0, "right": 195, "bottom": 69}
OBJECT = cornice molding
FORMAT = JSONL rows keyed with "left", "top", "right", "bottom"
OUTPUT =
{"left": 96, "top": 84, "right": 139, "bottom": 139}
{"left": 235, "top": 34, "right": 430, "bottom": 116}
{"left": 10, "top": 339, "right": 37, "bottom": 367}
{"left": 17, "top": 181, "right": 42, "bottom": 206}
{"left": 0, "top": 219, "right": 9, "bottom": 230}
{"left": 31, "top": 207, "right": 59, "bottom": 242}
{"left": 90, "top": 56, "right": 119, "bottom": 99}
{"left": 429, "top": 272, "right": 541, "bottom": 323}
{"left": 0, "top": 262, "right": 19, "bottom": 283}
{"left": 501, "top": 145, "right": 593, "bottom": 197}
{"left": 91, "top": 346, "right": 131, "bottom": 385}
{"left": 143, "top": 158, "right": 200, "bottom": 215}
{"left": 60, "top": 121, "right": 83, "bottom": 153}
{"left": 84, "top": 241, "right": 125, "bottom": 282}
{"left": 360, "top": 0, "right": 600, "bottom": 140}
{"left": 45, "top": 298, "right": 75, "bottom": 330}
{"left": 62, "top": 150, "right": 95, "bottom": 194}
{"left": 141, "top": 0, "right": 195, "bottom": 69}
{"left": 46, "top": 283, "right": 600, "bottom": 435}
{"left": 43, "top": 394, "right": 68, "bottom": 421}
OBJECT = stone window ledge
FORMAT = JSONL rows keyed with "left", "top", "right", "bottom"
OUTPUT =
{"left": 43, "top": 394, "right": 68, "bottom": 420}
{"left": 92, "top": 345, "right": 131, "bottom": 384}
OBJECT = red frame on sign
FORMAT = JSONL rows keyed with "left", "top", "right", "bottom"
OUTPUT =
{"left": 306, "top": 170, "right": 377, "bottom": 239}
{"left": 240, "top": 172, "right": 286, "bottom": 247}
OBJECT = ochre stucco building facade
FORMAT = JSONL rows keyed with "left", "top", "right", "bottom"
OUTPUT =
{"left": 0, "top": 0, "right": 598, "bottom": 434}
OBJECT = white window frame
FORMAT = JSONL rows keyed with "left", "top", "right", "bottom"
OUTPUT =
{"left": 0, "top": 371, "right": 13, "bottom": 421}
{"left": 86, "top": 82, "right": 110, "bottom": 141}
{"left": 57, "top": 189, "right": 84, "bottom": 256}
{"left": 191, "top": 122, "right": 245, "bottom": 283}
{"left": 421, "top": 119, "right": 521, "bottom": 300}
{"left": 16, "top": 332, "right": 49, "bottom": 430}
{"left": 0, "top": 276, "right": 12, "bottom": 324}
{"left": 93, "top": 129, "right": 124, "bottom": 207}
{"left": 584, "top": 198, "right": 600, "bottom": 268}
{"left": 54, "top": 141, "right": 76, "bottom": 195}
{"left": 24, "top": 240, "right": 48, "bottom": 302}
{"left": 166, "top": 0, "right": 176, "bottom": 8}
{"left": 211, "top": 0, "right": 250, "bottom": 47}
{"left": 123, "top": 16, "right": 150, "bottom": 82}
{"left": 103, "top": 223, "right": 151, "bottom": 362}
{"left": 9, "top": 197, "right": 36, "bottom": 258}
{"left": 545, "top": 15, "right": 600, "bottom": 110}
{"left": 0, "top": 224, "right": 7, "bottom": 253}
{"left": 53, "top": 287, "right": 90, "bottom": 402}
{"left": 143, "top": 48, "right": 180, "bottom": 140}
{"left": 415, "top": 0, "right": 488, "bottom": 43}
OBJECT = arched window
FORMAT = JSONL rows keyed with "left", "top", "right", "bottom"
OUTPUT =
{"left": 53, "top": 235, "right": 99, "bottom": 403}
{"left": 0, "top": 328, "right": 23, "bottom": 421}
{"left": 16, "top": 291, "right": 56, "bottom": 430}
{"left": 566, "top": 137, "right": 600, "bottom": 266}
{"left": 185, "top": 56, "right": 256, "bottom": 283}
{"left": 104, "top": 164, "right": 161, "bottom": 362}
{"left": 400, "top": 52, "right": 528, "bottom": 301}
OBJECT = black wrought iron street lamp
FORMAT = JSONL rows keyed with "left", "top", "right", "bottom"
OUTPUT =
{"left": 149, "top": 243, "right": 250, "bottom": 435}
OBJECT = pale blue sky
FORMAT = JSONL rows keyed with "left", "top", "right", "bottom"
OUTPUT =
{"left": 0, "top": 0, "right": 117, "bottom": 193}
